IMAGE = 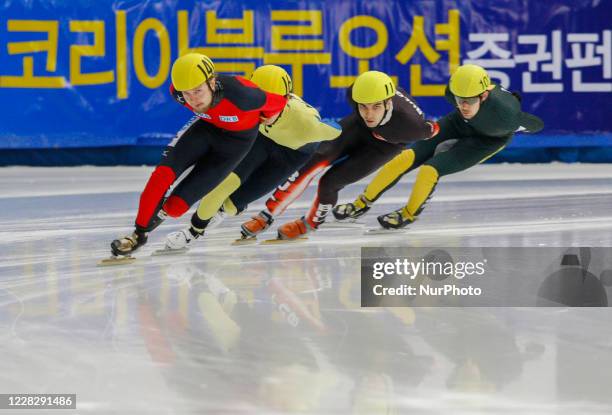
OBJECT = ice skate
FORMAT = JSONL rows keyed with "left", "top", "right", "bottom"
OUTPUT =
{"left": 240, "top": 211, "right": 273, "bottom": 237}
{"left": 364, "top": 208, "right": 415, "bottom": 234}
{"left": 377, "top": 207, "right": 415, "bottom": 229}
{"left": 153, "top": 227, "right": 202, "bottom": 255}
{"left": 263, "top": 218, "right": 310, "bottom": 244}
{"left": 98, "top": 231, "right": 148, "bottom": 266}
{"left": 206, "top": 209, "right": 227, "bottom": 231}
{"left": 231, "top": 234, "right": 258, "bottom": 246}
{"left": 97, "top": 255, "right": 138, "bottom": 266}
{"left": 111, "top": 231, "right": 147, "bottom": 255}
{"left": 332, "top": 194, "right": 371, "bottom": 221}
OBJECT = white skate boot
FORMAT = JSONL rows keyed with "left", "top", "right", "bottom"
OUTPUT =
{"left": 206, "top": 210, "right": 227, "bottom": 231}
{"left": 153, "top": 228, "right": 201, "bottom": 255}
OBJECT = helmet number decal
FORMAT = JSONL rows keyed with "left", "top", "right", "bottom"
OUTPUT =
{"left": 197, "top": 57, "right": 214, "bottom": 79}
{"left": 479, "top": 76, "right": 490, "bottom": 91}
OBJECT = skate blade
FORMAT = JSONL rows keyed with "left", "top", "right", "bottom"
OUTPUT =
{"left": 324, "top": 221, "right": 365, "bottom": 229}
{"left": 364, "top": 228, "right": 407, "bottom": 235}
{"left": 231, "top": 237, "right": 257, "bottom": 246}
{"left": 151, "top": 247, "right": 189, "bottom": 256}
{"left": 97, "top": 256, "right": 137, "bottom": 266}
{"left": 261, "top": 236, "right": 308, "bottom": 245}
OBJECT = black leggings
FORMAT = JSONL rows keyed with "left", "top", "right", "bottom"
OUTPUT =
{"left": 259, "top": 114, "right": 404, "bottom": 220}
{"left": 230, "top": 134, "right": 318, "bottom": 210}
{"left": 308, "top": 114, "right": 403, "bottom": 206}
{"left": 160, "top": 119, "right": 256, "bottom": 206}
{"left": 135, "top": 117, "right": 255, "bottom": 230}
{"left": 408, "top": 112, "right": 510, "bottom": 176}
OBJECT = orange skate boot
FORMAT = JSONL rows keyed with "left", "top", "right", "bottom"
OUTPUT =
{"left": 277, "top": 218, "right": 312, "bottom": 240}
{"left": 240, "top": 211, "right": 274, "bottom": 238}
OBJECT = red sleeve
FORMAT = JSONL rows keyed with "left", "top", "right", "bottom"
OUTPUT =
{"left": 260, "top": 92, "right": 287, "bottom": 118}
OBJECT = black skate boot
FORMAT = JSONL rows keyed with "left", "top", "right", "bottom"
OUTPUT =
{"left": 111, "top": 230, "right": 148, "bottom": 257}
{"left": 377, "top": 207, "right": 415, "bottom": 229}
{"left": 112, "top": 203, "right": 167, "bottom": 256}
{"left": 333, "top": 195, "right": 371, "bottom": 221}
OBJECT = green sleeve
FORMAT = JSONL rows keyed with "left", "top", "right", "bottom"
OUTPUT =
{"left": 469, "top": 86, "right": 521, "bottom": 137}
{"left": 518, "top": 112, "right": 545, "bottom": 133}
{"left": 435, "top": 112, "right": 464, "bottom": 141}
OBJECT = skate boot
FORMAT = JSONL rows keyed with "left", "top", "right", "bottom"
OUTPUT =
{"left": 111, "top": 230, "right": 148, "bottom": 256}
{"left": 165, "top": 227, "right": 203, "bottom": 250}
{"left": 206, "top": 209, "right": 227, "bottom": 231}
{"left": 377, "top": 207, "right": 415, "bottom": 229}
{"left": 332, "top": 194, "right": 371, "bottom": 221}
{"left": 277, "top": 217, "right": 312, "bottom": 240}
{"left": 240, "top": 211, "right": 274, "bottom": 238}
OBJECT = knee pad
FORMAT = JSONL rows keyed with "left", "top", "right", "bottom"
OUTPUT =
{"left": 163, "top": 195, "right": 190, "bottom": 218}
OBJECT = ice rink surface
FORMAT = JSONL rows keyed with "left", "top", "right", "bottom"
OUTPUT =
{"left": 1, "top": 163, "right": 612, "bottom": 414}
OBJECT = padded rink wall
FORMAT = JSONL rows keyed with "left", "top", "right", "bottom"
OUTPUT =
{"left": 0, "top": 0, "right": 610, "bottom": 166}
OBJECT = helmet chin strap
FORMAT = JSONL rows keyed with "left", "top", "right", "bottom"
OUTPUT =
{"left": 205, "top": 78, "right": 215, "bottom": 95}
{"left": 205, "top": 77, "right": 222, "bottom": 108}
{"left": 374, "top": 99, "right": 394, "bottom": 128}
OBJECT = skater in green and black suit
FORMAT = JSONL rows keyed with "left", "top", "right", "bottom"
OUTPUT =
{"left": 333, "top": 64, "right": 544, "bottom": 229}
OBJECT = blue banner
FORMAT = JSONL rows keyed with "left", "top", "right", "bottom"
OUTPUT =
{"left": 1, "top": 0, "right": 610, "bottom": 151}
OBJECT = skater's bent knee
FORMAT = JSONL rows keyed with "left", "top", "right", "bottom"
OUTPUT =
{"left": 163, "top": 195, "right": 190, "bottom": 217}
{"left": 318, "top": 173, "right": 345, "bottom": 193}
{"left": 418, "top": 164, "right": 440, "bottom": 181}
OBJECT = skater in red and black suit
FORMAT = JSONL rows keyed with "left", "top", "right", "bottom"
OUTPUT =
{"left": 240, "top": 71, "right": 438, "bottom": 240}
{"left": 110, "top": 53, "right": 286, "bottom": 257}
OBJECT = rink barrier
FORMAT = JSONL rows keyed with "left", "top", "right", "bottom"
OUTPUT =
{"left": 1, "top": 134, "right": 612, "bottom": 166}
{"left": 1, "top": 2, "right": 610, "bottom": 146}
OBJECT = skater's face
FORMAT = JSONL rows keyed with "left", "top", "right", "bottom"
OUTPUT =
{"left": 455, "top": 91, "right": 489, "bottom": 120}
{"left": 358, "top": 100, "right": 390, "bottom": 127}
{"left": 182, "top": 79, "right": 216, "bottom": 112}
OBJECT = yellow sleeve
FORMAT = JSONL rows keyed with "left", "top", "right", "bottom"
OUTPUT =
{"left": 260, "top": 95, "right": 341, "bottom": 150}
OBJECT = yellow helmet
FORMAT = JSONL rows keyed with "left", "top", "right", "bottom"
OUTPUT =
{"left": 171, "top": 53, "right": 215, "bottom": 91}
{"left": 249, "top": 65, "right": 293, "bottom": 96}
{"left": 352, "top": 71, "right": 396, "bottom": 104}
{"left": 449, "top": 64, "right": 494, "bottom": 98}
